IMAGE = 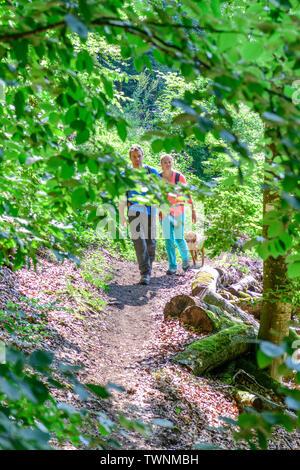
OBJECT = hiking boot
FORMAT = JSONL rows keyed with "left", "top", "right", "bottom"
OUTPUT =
{"left": 139, "top": 274, "right": 150, "bottom": 285}
{"left": 182, "top": 261, "right": 190, "bottom": 271}
{"left": 166, "top": 269, "right": 177, "bottom": 275}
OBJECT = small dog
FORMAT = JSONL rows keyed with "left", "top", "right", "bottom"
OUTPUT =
{"left": 185, "top": 231, "right": 206, "bottom": 267}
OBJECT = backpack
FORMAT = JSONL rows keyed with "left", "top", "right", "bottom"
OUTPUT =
{"left": 159, "top": 171, "right": 180, "bottom": 184}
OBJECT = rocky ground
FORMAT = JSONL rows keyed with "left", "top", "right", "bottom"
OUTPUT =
{"left": 0, "top": 248, "right": 299, "bottom": 450}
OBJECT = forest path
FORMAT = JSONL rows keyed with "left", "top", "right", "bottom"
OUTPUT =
{"left": 70, "top": 254, "right": 242, "bottom": 450}
{"left": 13, "top": 249, "right": 299, "bottom": 450}
{"left": 89, "top": 259, "right": 194, "bottom": 387}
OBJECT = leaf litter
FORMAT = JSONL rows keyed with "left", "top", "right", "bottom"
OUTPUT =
{"left": 0, "top": 248, "right": 299, "bottom": 450}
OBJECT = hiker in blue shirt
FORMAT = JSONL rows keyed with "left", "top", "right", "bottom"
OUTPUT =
{"left": 119, "top": 145, "right": 160, "bottom": 285}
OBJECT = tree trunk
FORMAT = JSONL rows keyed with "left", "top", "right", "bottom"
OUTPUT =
{"left": 258, "top": 142, "right": 293, "bottom": 379}
{"left": 172, "top": 324, "right": 255, "bottom": 375}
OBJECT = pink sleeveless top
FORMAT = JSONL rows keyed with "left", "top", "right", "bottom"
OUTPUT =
{"left": 163, "top": 171, "right": 192, "bottom": 217}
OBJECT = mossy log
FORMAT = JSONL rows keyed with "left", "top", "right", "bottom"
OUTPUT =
{"left": 180, "top": 302, "right": 242, "bottom": 333}
{"left": 228, "top": 275, "right": 257, "bottom": 297}
{"left": 172, "top": 324, "right": 256, "bottom": 376}
{"left": 163, "top": 294, "right": 197, "bottom": 320}
{"left": 191, "top": 266, "right": 220, "bottom": 297}
{"left": 203, "top": 289, "right": 260, "bottom": 330}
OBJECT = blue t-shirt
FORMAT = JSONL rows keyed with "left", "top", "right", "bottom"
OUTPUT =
{"left": 126, "top": 165, "right": 160, "bottom": 215}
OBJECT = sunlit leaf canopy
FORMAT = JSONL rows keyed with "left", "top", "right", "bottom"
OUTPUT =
{"left": 0, "top": 0, "right": 299, "bottom": 273}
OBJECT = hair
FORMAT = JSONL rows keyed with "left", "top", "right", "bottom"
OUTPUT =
{"left": 160, "top": 153, "right": 174, "bottom": 164}
{"left": 129, "top": 144, "right": 143, "bottom": 157}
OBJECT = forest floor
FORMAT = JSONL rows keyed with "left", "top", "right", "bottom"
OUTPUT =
{"left": 0, "top": 247, "right": 299, "bottom": 450}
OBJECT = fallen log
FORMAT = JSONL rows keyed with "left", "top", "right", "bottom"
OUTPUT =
{"left": 228, "top": 275, "right": 257, "bottom": 297}
{"left": 180, "top": 302, "right": 243, "bottom": 333}
{"left": 163, "top": 294, "right": 196, "bottom": 320}
{"left": 234, "top": 358, "right": 286, "bottom": 396}
{"left": 202, "top": 290, "right": 260, "bottom": 330}
{"left": 191, "top": 266, "right": 220, "bottom": 297}
{"left": 172, "top": 324, "right": 256, "bottom": 376}
{"left": 234, "top": 384, "right": 296, "bottom": 419}
{"left": 233, "top": 389, "right": 263, "bottom": 411}
{"left": 238, "top": 297, "right": 262, "bottom": 319}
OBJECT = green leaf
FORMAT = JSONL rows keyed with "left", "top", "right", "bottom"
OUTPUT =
{"left": 71, "top": 119, "right": 86, "bottom": 131}
{"left": 79, "top": 0, "right": 92, "bottom": 23}
{"left": 217, "top": 33, "right": 238, "bottom": 53}
{"left": 267, "top": 221, "right": 283, "bottom": 238}
{"left": 76, "top": 50, "right": 94, "bottom": 72}
{"left": 116, "top": 120, "right": 127, "bottom": 142}
{"left": 257, "top": 349, "right": 273, "bottom": 368}
{"left": 29, "top": 350, "right": 53, "bottom": 369}
{"left": 64, "top": 14, "right": 88, "bottom": 39}
{"left": 0, "top": 377, "right": 21, "bottom": 400}
{"left": 151, "top": 139, "right": 164, "bottom": 152}
{"left": 210, "top": 0, "right": 221, "bottom": 17}
{"left": 287, "top": 261, "right": 300, "bottom": 279}
{"left": 238, "top": 413, "right": 258, "bottom": 428}
{"left": 86, "top": 384, "right": 110, "bottom": 398}
{"left": 14, "top": 90, "right": 25, "bottom": 118}
{"left": 260, "top": 341, "right": 285, "bottom": 358}
{"left": 134, "top": 56, "right": 144, "bottom": 72}
{"left": 279, "top": 231, "right": 292, "bottom": 251}
{"left": 71, "top": 187, "right": 88, "bottom": 209}
{"left": 240, "top": 41, "right": 263, "bottom": 61}
{"left": 76, "top": 129, "right": 90, "bottom": 145}
{"left": 285, "top": 396, "right": 300, "bottom": 411}
{"left": 263, "top": 112, "right": 286, "bottom": 124}
{"left": 102, "top": 78, "right": 114, "bottom": 99}
{"left": 12, "top": 40, "right": 28, "bottom": 64}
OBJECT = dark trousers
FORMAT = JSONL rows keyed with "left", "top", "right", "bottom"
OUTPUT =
{"left": 128, "top": 210, "right": 156, "bottom": 276}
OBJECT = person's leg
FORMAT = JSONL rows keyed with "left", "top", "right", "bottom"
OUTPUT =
{"left": 146, "top": 212, "right": 156, "bottom": 274}
{"left": 161, "top": 214, "right": 177, "bottom": 271}
{"left": 128, "top": 212, "right": 151, "bottom": 276}
{"left": 173, "top": 213, "right": 190, "bottom": 267}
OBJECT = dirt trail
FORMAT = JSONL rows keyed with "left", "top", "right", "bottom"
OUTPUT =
{"left": 91, "top": 261, "right": 189, "bottom": 386}
{"left": 8, "top": 251, "right": 300, "bottom": 450}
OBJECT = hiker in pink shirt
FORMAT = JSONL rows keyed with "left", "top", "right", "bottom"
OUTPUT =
{"left": 160, "top": 154, "right": 197, "bottom": 275}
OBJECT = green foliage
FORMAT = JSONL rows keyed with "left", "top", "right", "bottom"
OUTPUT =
{"left": 0, "top": 297, "right": 58, "bottom": 345}
{"left": 0, "top": 0, "right": 299, "bottom": 451}
{"left": 0, "top": 344, "right": 151, "bottom": 450}
{"left": 81, "top": 250, "right": 114, "bottom": 290}
{"left": 0, "top": 346, "right": 96, "bottom": 449}
{"left": 233, "top": 339, "right": 300, "bottom": 450}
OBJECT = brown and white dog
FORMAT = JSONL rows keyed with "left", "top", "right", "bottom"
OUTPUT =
{"left": 185, "top": 231, "right": 206, "bottom": 267}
